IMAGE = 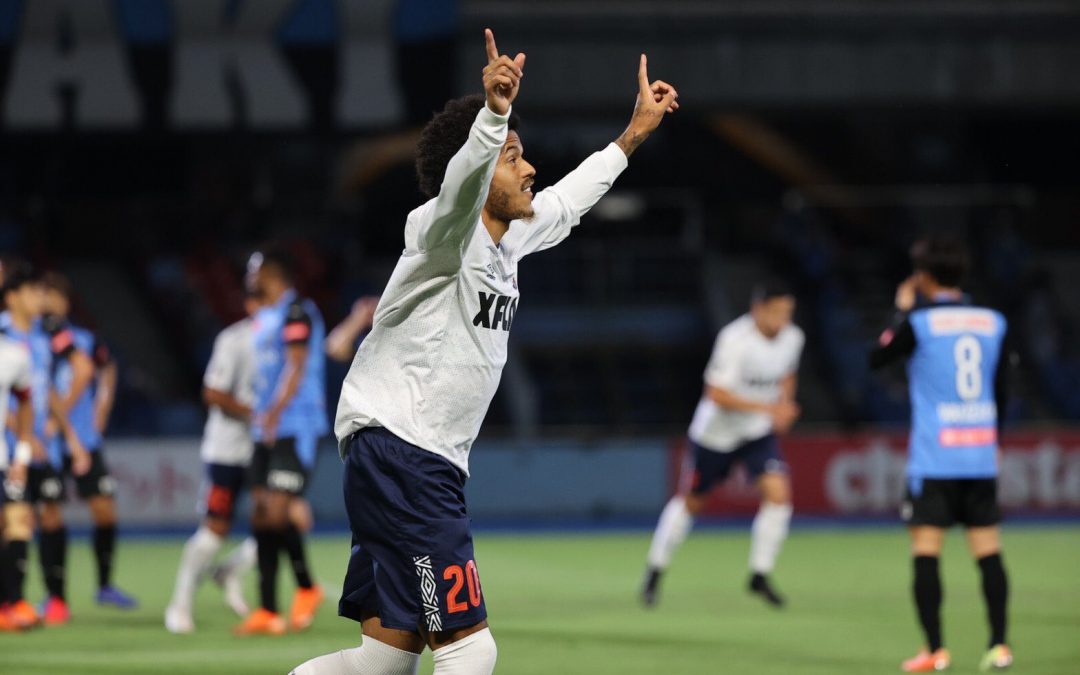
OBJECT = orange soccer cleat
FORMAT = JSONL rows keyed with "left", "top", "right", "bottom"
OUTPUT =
{"left": 902, "top": 648, "right": 951, "bottom": 672}
{"left": 9, "top": 599, "right": 41, "bottom": 630}
{"left": 0, "top": 604, "right": 21, "bottom": 632}
{"left": 41, "top": 596, "right": 71, "bottom": 626}
{"left": 289, "top": 584, "right": 325, "bottom": 632}
{"left": 233, "top": 608, "right": 286, "bottom": 636}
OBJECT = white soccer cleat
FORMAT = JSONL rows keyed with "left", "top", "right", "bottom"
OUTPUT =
{"left": 164, "top": 605, "right": 195, "bottom": 634}
{"left": 222, "top": 571, "right": 249, "bottom": 618}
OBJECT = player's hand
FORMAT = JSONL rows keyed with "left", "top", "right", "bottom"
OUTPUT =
{"left": 895, "top": 275, "right": 917, "bottom": 312}
{"left": 30, "top": 437, "right": 48, "bottom": 463}
{"left": 261, "top": 409, "right": 280, "bottom": 445}
{"left": 770, "top": 400, "right": 801, "bottom": 435}
{"left": 482, "top": 28, "right": 525, "bottom": 116}
{"left": 7, "top": 462, "right": 27, "bottom": 490}
{"left": 71, "top": 447, "right": 92, "bottom": 477}
{"left": 616, "top": 55, "right": 678, "bottom": 157}
{"left": 351, "top": 296, "right": 380, "bottom": 328}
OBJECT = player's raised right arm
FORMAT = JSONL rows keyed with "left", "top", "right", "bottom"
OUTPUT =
{"left": 416, "top": 30, "right": 525, "bottom": 253}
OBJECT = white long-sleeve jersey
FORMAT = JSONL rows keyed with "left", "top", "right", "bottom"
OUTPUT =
{"left": 335, "top": 104, "right": 628, "bottom": 475}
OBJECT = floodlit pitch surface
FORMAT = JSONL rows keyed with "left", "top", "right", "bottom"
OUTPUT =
{"left": 2, "top": 527, "right": 1077, "bottom": 674}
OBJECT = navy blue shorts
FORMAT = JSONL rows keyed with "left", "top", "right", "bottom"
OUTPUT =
{"left": 690, "top": 434, "right": 786, "bottom": 495}
{"left": 203, "top": 463, "right": 247, "bottom": 522}
{"left": 339, "top": 427, "right": 487, "bottom": 634}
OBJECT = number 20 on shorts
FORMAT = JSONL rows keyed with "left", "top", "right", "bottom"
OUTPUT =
{"left": 443, "top": 560, "right": 482, "bottom": 613}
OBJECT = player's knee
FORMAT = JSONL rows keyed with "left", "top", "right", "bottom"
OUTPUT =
{"left": 89, "top": 496, "right": 116, "bottom": 525}
{"left": 204, "top": 516, "right": 231, "bottom": 538}
{"left": 39, "top": 504, "right": 64, "bottom": 530}
{"left": 683, "top": 493, "right": 704, "bottom": 515}
{"left": 432, "top": 627, "right": 497, "bottom": 674}
{"left": 4, "top": 503, "right": 33, "bottom": 540}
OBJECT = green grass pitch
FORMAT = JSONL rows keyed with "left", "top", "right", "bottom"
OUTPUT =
{"left": 2, "top": 526, "right": 1078, "bottom": 674}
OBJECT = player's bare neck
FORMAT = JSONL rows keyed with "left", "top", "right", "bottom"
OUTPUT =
{"left": 481, "top": 210, "right": 509, "bottom": 246}
{"left": 9, "top": 313, "right": 31, "bottom": 331}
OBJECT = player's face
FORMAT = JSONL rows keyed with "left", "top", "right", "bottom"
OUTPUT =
{"left": 486, "top": 131, "right": 536, "bottom": 223}
{"left": 42, "top": 288, "right": 69, "bottom": 317}
{"left": 7, "top": 283, "right": 44, "bottom": 320}
{"left": 752, "top": 295, "right": 795, "bottom": 339}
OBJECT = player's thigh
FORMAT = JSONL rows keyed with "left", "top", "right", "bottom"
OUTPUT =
{"left": 908, "top": 525, "right": 946, "bottom": 556}
{"left": 37, "top": 500, "right": 65, "bottom": 529}
{"left": 965, "top": 526, "right": 1001, "bottom": 558}
{"left": 289, "top": 497, "right": 313, "bottom": 532}
{"left": 3, "top": 501, "right": 33, "bottom": 539}
{"left": 427, "top": 619, "right": 490, "bottom": 652}
{"left": 87, "top": 494, "right": 116, "bottom": 524}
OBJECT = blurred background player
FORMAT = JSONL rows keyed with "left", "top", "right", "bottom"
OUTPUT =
{"left": 0, "top": 314, "right": 35, "bottom": 631}
{"left": 166, "top": 292, "right": 260, "bottom": 634}
{"left": 41, "top": 272, "right": 138, "bottom": 620}
{"left": 293, "top": 28, "right": 678, "bottom": 675}
{"left": 870, "top": 236, "right": 1013, "bottom": 673}
{"left": 643, "top": 281, "right": 803, "bottom": 608}
{"left": 236, "top": 249, "right": 327, "bottom": 636}
{"left": 0, "top": 262, "right": 88, "bottom": 628}
{"left": 324, "top": 296, "right": 379, "bottom": 364}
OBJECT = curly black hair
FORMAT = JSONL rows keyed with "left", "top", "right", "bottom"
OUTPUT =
{"left": 415, "top": 94, "right": 520, "bottom": 199}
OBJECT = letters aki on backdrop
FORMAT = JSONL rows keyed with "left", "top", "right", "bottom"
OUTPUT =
{"left": 1, "top": 0, "right": 401, "bottom": 129}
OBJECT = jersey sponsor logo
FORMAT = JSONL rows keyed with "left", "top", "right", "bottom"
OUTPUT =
{"left": 937, "top": 401, "right": 997, "bottom": 425}
{"left": 928, "top": 309, "right": 997, "bottom": 336}
{"left": 939, "top": 426, "right": 997, "bottom": 448}
{"left": 472, "top": 292, "right": 518, "bottom": 332}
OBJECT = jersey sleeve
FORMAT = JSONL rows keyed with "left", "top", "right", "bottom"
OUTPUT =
{"left": 411, "top": 105, "right": 510, "bottom": 255}
{"left": 703, "top": 331, "right": 741, "bottom": 389}
{"left": 505, "top": 143, "right": 629, "bottom": 260}
{"left": 868, "top": 314, "right": 917, "bottom": 369}
{"left": 42, "top": 316, "right": 77, "bottom": 360}
{"left": 282, "top": 301, "right": 313, "bottom": 346}
{"left": 91, "top": 335, "right": 113, "bottom": 368}
{"left": 203, "top": 332, "right": 238, "bottom": 392}
{"left": 787, "top": 328, "right": 806, "bottom": 375}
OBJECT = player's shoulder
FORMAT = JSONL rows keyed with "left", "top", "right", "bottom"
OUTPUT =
{"left": 779, "top": 322, "right": 805, "bottom": 346}
{"left": 220, "top": 316, "right": 253, "bottom": 341}
{"left": 287, "top": 296, "right": 322, "bottom": 324}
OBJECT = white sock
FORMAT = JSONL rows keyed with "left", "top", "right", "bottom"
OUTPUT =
{"left": 646, "top": 495, "right": 693, "bottom": 570}
{"left": 170, "top": 526, "right": 222, "bottom": 611}
{"left": 290, "top": 637, "right": 420, "bottom": 675}
{"left": 749, "top": 502, "right": 793, "bottom": 574}
{"left": 222, "top": 536, "right": 257, "bottom": 577}
{"left": 432, "top": 628, "right": 497, "bottom": 675}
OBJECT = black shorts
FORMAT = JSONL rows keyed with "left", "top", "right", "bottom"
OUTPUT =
{"left": 203, "top": 463, "right": 247, "bottom": 522}
{"left": 690, "top": 434, "right": 787, "bottom": 495}
{"left": 902, "top": 478, "right": 1002, "bottom": 528}
{"left": 63, "top": 450, "right": 115, "bottom": 500}
{"left": 339, "top": 427, "right": 487, "bottom": 633}
{"left": 1, "top": 469, "right": 19, "bottom": 504}
{"left": 249, "top": 438, "right": 310, "bottom": 495}
{"left": 26, "top": 463, "right": 67, "bottom": 504}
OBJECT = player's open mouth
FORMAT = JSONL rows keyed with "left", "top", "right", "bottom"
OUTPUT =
{"left": 521, "top": 181, "right": 533, "bottom": 194}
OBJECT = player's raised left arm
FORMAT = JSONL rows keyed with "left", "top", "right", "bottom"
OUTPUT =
{"left": 615, "top": 54, "right": 679, "bottom": 159}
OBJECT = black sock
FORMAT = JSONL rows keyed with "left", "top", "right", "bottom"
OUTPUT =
{"left": 978, "top": 553, "right": 1009, "bottom": 648}
{"left": 39, "top": 527, "right": 68, "bottom": 601}
{"left": 913, "top": 555, "right": 944, "bottom": 652}
{"left": 7, "top": 539, "right": 28, "bottom": 603}
{"left": 282, "top": 525, "right": 313, "bottom": 589}
{"left": 254, "top": 528, "right": 281, "bottom": 613}
{"left": 93, "top": 525, "right": 116, "bottom": 589}
{"left": 0, "top": 540, "right": 11, "bottom": 604}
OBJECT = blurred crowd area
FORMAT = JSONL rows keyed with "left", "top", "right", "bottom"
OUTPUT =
{"left": 1, "top": 0, "right": 1078, "bottom": 436}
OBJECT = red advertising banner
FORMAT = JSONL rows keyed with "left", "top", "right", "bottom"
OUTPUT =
{"left": 670, "top": 431, "right": 1080, "bottom": 516}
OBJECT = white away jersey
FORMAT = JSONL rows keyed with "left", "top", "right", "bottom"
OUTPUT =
{"left": 200, "top": 318, "right": 255, "bottom": 466}
{"left": 688, "top": 314, "right": 804, "bottom": 452}
{"left": 0, "top": 335, "right": 32, "bottom": 470}
{"left": 335, "top": 104, "right": 628, "bottom": 475}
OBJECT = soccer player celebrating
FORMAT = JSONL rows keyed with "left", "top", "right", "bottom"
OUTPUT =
{"left": 166, "top": 292, "right": 260, "bottom": 634}
{"left": 870, "top": 236, "right": 1013, "bottom": 673}
{"left": 235, "top": 250, "right": 328, "bottom": 636}
{"left": 0, "top": 322, "right": 35, "bottom": 631}
{"left": 40, "top": 272, "right": 138, "bottom": 619}
{"left": 642, "top": 282, "right": 803, "bottom": 609}
{"left": 291, "top": 28, "right": 678, "bottom": 675}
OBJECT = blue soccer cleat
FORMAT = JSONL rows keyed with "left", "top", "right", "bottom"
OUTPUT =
{"left": 96, "top": 586, "right": 138, "bottom": 609}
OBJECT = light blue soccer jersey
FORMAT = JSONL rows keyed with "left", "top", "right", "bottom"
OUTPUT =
{"left": 2, "top": 314, "right": 56, "bottom": 466}
{"left": 251, "top": 289, "right": 328, "bottom": 464}
{"left": 906, "top": 303, "right": 1006, "bottom": 480}
{"left": 48, "top": 322, "right": 103, "bottom": 456}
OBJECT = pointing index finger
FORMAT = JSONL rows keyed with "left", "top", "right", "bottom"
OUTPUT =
{"left": 485, "top": 28, "right": 499, "bottom": 63}
{"left": 638, "top": 54, "right": 650, "bottom": 95}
